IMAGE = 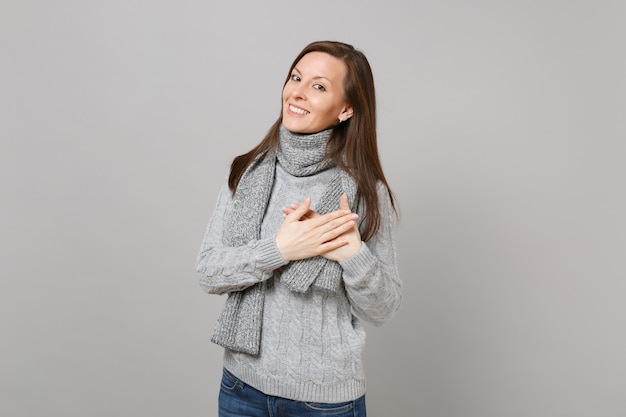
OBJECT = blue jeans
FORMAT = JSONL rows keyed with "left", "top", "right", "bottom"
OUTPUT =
{"left": 219, "top": 368, "right": 366, "bottom": 417}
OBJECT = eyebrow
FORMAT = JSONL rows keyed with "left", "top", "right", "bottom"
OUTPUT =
{"left": 293, "top": 67, "right": 333, "bottom": 84}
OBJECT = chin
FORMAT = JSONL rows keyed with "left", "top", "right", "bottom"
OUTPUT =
{"left": 282, "top": 120, "right": 308, "bottom": 134}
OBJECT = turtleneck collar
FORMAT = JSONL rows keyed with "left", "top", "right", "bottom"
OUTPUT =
{"left": 277, "top": 124, "right": 335, "bottom": 177}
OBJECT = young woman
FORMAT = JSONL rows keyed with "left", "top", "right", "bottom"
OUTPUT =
{"left": 197, "top": 40, "right": 402, "bottom": 417}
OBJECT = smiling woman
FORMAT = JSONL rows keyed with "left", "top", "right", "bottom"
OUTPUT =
{"left": 282, "top": 51, "right": 353, "bottom": 134}
{"left": 196, "top": 40, "right": 402, "bottom": 417}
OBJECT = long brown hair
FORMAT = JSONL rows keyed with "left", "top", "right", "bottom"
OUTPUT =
{"left": 228, "top": 40, "right": 395, "bottom": 241}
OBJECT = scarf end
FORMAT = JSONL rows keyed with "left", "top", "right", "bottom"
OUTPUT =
{"left": 211, "top": 334, "right": 260, "bottom": 356}
{"left": 210, "top": 283, "right": 265, "bottom": 356}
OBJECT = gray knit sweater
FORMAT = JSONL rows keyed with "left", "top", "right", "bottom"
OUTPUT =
{"left": 196, "top": 162, "right": 402, "bottom": 403}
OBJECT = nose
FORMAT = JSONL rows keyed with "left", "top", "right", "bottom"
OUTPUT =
{"left": 290, "top": 83, "right": 306, "bottom": 100}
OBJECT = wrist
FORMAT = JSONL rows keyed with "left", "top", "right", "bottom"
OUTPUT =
{"left": 341, "top": 240, "right": 362, "bottom": 262}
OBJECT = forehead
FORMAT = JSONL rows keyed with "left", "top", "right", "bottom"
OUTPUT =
{"left": 294, "top": 51, "right": 347, "bottom": 80}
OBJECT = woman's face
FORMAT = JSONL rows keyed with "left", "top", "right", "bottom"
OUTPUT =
{"left": 282, "top": 51, "right": 353, "bottom": 134}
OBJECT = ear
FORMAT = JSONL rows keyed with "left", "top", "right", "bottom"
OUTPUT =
{"left": 338, "top": 104, "right": 354, "bottom": 123}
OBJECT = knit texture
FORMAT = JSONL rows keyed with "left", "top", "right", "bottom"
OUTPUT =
{"left": 197, "top": 125, "right": 403, "bottom": 403}
{"left": 211, "top": 125, "right": 360, "bottom": 355}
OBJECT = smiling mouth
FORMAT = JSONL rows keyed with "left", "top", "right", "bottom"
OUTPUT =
{"left": 288, "top": 104, "right": 309, "bottom": 115}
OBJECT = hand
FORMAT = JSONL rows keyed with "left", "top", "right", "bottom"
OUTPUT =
{"left": 275, "top": 197, "right": 358, "bottom": 261}
{"left": 280, "top": 195, "right": 362, "bottom": 262}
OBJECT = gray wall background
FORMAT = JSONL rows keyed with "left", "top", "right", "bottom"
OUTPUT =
{"left": 2, "top": 1, "right": 625, "bottom": 416}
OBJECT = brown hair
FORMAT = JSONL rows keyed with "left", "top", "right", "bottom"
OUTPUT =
{"left": 228, "top": 40, "right": 395, "bottom": 241}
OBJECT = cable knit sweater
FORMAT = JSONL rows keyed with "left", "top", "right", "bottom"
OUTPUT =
{"left": 196, "top": 161, "right": 402, "bottom": 403}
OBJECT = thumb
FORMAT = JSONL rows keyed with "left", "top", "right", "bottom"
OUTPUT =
{"left": 285, "top": 197, "right": 311, "bottom": 221}
{"left": 339, "top": 194, "right": 351, "bottom": 211}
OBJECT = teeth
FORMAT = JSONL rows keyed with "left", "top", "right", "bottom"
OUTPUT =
{"left": 289, "top": 105, "right": 309, "bottom": 115}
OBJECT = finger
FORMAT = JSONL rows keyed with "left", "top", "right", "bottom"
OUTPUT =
{"left": 282, "top": 202, "right": 302, "bottom": 215}
{"left": 339, "top": 194, "right": 351, "bottom": 211}
{"left": 285, "top": 197, "right": 311, "bottom": 221}
{"left": 318, "top": 237, "right": 349, "bottom": 253}
{"left": 307, "top": 209, "right": 352, "bottom": 231}
{"left": 319, "top": 217, "right": 357, "bottom": 242}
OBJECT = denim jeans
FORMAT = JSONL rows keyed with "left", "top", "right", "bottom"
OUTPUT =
{"left": 219, "top": 368, "right": 366, "bottom": 417}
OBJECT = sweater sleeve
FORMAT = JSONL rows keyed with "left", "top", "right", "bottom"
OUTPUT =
{"left": 196, "top": 181, "right": 288, "bottom": 295}
{"left": 339, "top": 182, "right": 402, "bottom": 325}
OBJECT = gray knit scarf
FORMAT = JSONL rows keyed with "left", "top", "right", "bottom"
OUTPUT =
{"left": 211, "top": 125, "right": 360, "bottom": 355}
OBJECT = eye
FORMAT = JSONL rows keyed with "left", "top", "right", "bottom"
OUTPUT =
{"left": 313, "top": 84, "right": 326, "bottom": 92}
{"left": 290, "top": 74, "right": 301, "bottom": 82}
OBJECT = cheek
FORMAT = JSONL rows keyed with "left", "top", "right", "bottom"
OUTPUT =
{"left": 282, "top": 84, "right": 292, "bottom": 100}
{"left": 322, "top": 100, "right": 343, "bottom": 119}
{"left": 281, "top": 91, "right": 290, "bottom": 113}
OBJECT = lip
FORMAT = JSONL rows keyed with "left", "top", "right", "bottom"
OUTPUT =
{"left": 286, "top": 103, "right": 310, "bottom": 117}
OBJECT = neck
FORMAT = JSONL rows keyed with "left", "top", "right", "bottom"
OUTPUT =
{"left": 277, "top": 125, "right": 335, "bottom": 177}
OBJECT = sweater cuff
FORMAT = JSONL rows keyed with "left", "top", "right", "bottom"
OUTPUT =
{"left": 256, "top": 238, "right": 289, "bottom": 271}
{"left": 339, "top": 242, "right": 376, "bottom": 282}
